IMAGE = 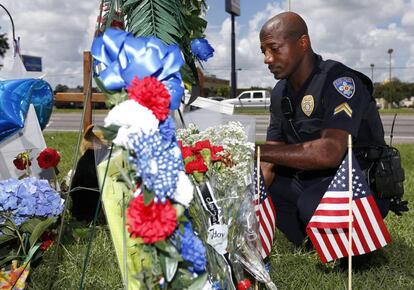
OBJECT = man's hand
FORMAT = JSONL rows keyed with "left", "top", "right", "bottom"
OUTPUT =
{"left": 261, "top": 161, "right": 275, "bottom": 189}
{"left": 390, "top": 198, "right": 409, "bottom": 216}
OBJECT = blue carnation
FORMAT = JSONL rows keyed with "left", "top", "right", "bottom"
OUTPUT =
{"left": 0, "top": 177, "right": 64, "bottom": 226}
{"left": 191, "top": 38, "right": 214, "bottom": 61}
{"left": 175, "top": 222, "right": 206, "bottom": 273}
{"left": 129, "top": 131, "right": 183, "bottom": 203}
{"left": 159, "top": 117, "right": 176, "bottom": 144}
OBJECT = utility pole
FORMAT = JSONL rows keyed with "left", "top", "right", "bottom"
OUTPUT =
{"left": 225, "top": 0, "right": 240, "bottom": 98}
{"left": 387, "top": 48, "right": 393, "bottom": 81}
{"left": 370, "top": 63, "right": 374, "bottom": 82}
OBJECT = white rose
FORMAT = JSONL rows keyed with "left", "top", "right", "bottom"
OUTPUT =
{"left": 174, "top": 171, "right": 194, "bottom": 208}
{"left": 104, "top": 100, "right": 159, "bottom": 147}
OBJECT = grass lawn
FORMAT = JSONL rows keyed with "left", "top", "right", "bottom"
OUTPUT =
{"left": 29, "top": 133, "right": 414, "bottom": 289}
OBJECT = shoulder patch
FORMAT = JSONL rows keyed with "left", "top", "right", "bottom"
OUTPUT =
{"left": 333, "top": 77, "right": 355, "bottom": 99}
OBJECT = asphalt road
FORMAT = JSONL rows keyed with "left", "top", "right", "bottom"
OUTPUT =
{"left": 45, "top": 112, "right": 414, "bottom": 144}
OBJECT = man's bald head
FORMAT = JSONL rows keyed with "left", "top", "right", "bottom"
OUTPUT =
{"left": 260, "top": 12, "right": 308, "bottom": 41}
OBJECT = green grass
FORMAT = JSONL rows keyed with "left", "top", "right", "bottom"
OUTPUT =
{"left": 29, "top": 133, "right": 414, "bottom": 289}
{"left": 379, "top": 108, "right": 414, "bottom": 115}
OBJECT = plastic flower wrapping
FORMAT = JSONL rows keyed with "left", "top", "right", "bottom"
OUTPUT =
{"left": 177, "top": 123, "right": 277, "bottom": 290}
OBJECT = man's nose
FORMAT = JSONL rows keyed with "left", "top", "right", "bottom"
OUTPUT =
{"left": 264, "top": 51, "right": 273, "bottom": 64}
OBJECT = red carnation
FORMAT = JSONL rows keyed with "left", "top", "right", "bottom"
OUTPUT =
{"left": 181, "top": 146, "right": 194, "bottom": 159}
{"left": 127, "top": 194, "right": 177, "bottom": 244}
{"left": 211, "top": 145, "right": 224, "bottom": 161}
{"left": 37, "top": 147, "right": 61, "bottom": 169}
{"left": 194, "top": 140, "right": 211, "bottom": 152}
{"left": 128, "top": 76, "right": 171, "bottom": 121}
{"left": 13, "top": 152, "right": 31, "bottom": 171}
{"left": 185, "top": 156, "right": 208, "bottom": 174}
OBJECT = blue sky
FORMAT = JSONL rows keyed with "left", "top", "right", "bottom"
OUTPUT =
{"left": 0, "top": 0, "right": 413, "bottom": 89}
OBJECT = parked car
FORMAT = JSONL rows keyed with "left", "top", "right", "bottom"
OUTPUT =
{"left": 221, "top": 90, "right": 271, "bottom": 108}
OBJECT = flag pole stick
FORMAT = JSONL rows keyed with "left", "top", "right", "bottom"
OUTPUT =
{"left": 255, "top": 146, "right": 261, "bottom": 290}
{"left": 347, "top": 134, "right": 353, "bottom": 290}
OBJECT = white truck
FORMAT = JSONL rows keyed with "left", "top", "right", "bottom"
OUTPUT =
{"left": 221, "top": 90, "right": 271, "bottom": 108}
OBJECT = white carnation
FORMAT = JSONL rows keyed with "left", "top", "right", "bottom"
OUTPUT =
{"left": 104, "top": 100, "right": 159, "bottom": 147}
{"left": 174, "top": 171, "right": 194, "bottom": 208}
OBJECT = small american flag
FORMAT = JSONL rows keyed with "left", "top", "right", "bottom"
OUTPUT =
{"left": 306, "top": 153, "right": 391, "bottom": 264}
{"left": 254, "top": 166, "right": 276, "bottom": 258}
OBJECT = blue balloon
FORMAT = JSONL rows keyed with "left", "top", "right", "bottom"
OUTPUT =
{"left": 30, "top": 79, "right": 54, "bottom": 130}
{"left": 0, "top": 78, "right": 54, "bottom": 143}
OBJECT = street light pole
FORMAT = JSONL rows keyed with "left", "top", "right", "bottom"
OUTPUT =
{"left": 370, "top": 63, "right": 374, "bottom": 82}
{"left": 0, "top": 4, "right": 18, "bottom": 54}
{"left": 231, "top": 13, "right": 237, "bottom": 98}
{"left": 387, "top": 48, "right": 393, "bottom": 81}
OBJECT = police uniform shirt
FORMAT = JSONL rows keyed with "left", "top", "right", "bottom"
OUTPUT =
{"left": 266, "top": 56, "right": 385, "bottom": 147}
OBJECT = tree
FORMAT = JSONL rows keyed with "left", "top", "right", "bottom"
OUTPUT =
{"left": 0, "top": 26, "right": 9, "bottom": 58}
{"left": 215, "top": 86, "right": 230, "bottom": 97}
{"left": 373, "top": 79, "right": 409, "bottom": 107}
{"left": 54, "top": 84, "right": 69, "bottom": 93}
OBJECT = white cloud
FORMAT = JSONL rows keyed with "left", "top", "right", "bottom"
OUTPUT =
{"left": 204, "top": 0, "right": 414, "bottom": 89}
{"left": 0, "top": 0, "right": 98, "bottom": 88}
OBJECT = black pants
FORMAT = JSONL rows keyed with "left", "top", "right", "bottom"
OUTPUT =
{"left": 269, "top": 174, "right": 390, "bottom": 246}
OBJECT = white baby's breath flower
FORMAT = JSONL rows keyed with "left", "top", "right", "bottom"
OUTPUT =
{"left": 104, "top": 100, "right": 159, "bottom": 147}
{"left": 174, "top": 171, "right": 194, "bottom": 208}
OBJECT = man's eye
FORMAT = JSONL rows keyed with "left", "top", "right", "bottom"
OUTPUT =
{"left": 271, "top": 47, "right": 279, "bottom": 52}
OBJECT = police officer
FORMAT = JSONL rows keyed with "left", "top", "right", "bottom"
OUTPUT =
{"left": 259, "top": 12, "right": 393, "bottom": 247}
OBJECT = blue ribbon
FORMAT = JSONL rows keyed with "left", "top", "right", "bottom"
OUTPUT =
{"left": 91, "top": 28, "right": 185, "bottom": 110}
{"left": 0, "top": 78, "right": 54, "bottom": 143}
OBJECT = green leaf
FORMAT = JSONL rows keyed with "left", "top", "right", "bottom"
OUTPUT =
{"left": 29, "top": 218, "right": 56, "bottom": 248}
{"left": 154, "top": 240, "right": 182, "bottom": 260}
{"left": 98, "top": 124, "right": 120, "bottom": 142}
{"left": 173, "top": 204, "right": 184, "bottom": 219}
{"left": 188, "top": 272, "right": 208, "bottom": 290}
{"left": 0, "top": 234, "right": 17, "bottom": 245}
{"left": 105, "top": 91, "right": 128, "bottom": 108}
{"left": 0, "top": 255, "right": 20, "bottom": 268}
{"left": 143, "top": 190, "right": 154, "bottom": 206}
{"left": 20, "top": 218, "right": 42, "bottom": 233}
{"left": 160, "top": 253, "right": 178, "bottom": 282}
{"left": 94, "top": 77, "right": 114, "bottom": 96}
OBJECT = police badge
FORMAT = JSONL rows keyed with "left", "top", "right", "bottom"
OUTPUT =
{"left": 301, "top": 95, "right": 314, "bottom": 117}
{"left": 333, "top": 77, "right": 355, "bottom": 99}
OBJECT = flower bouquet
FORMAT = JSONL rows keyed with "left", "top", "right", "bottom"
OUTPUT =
{"left": 177, "top": 122, "right": 277, "bottom": 289}
{"left": 0, "top": 148, "right": 64, "bottom": 289}
{"left": 91, "top": 28, "right": 209, "bottom": 289}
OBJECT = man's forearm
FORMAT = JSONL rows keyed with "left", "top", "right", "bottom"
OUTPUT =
{"left": 260, "top": 136, "right": 346, "bottom": 171}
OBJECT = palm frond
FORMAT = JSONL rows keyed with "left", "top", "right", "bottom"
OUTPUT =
{"left": 120, "top": 0, "right": 208, "bottom": 85}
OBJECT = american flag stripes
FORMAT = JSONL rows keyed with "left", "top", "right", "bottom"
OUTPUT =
{"left": 254, "top": 166, "right": 276, "bottom": 258}
{"left": 306, "top": 153, "right": 391, "bottom": 264}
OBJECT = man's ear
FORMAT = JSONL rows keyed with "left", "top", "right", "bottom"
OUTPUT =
{"left": 298, "top": 34, "right": 311, "bottom": 51}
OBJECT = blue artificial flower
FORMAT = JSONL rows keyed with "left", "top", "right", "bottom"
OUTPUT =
{"left": 175, "top": 222, "right": 206, "bottom": 273}
{"left": 191, "top": 38, "right": 215, "bottom": 61}
{"left": 159, "top": 117, "right": 176, "bottom": 143}
{"left": 129, "top": 131, "right": 183, "bottom": 203}
{"left": 0, "top": 177, "right": 64, "bottom": 226}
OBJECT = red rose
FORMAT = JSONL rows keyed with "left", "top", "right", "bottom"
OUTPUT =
{"left": 185, "top": 156, "right": 208, "bottom": 174}
{"left": 37, "top": 147, "right": 61, "bottom": 169}
{"left": 13, "top": 152, "right": 31, "bottom": 170}
{"left": 128, "top": 76, "right": 171, "bottom": 121}
{"left": 194, "top": 140, "right": 211, "bottom": 152}
{"left": 40, "top": 231, "right": 55, "bottom": 251}
{"left": 237, "top": 279, "right": 252, "bottom": 290}
{"left": 127, "top": 194, "right": 177, "bottom": 244}
{"left": 211, "top": 145, "right": 224, "bottom": 161}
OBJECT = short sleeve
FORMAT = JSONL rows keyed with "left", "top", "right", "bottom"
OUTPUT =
{"left": 321, "top": 72, "right": 371, "bottom": 136}
{"left": 266, "top": 110, "right": 285, "bottom": 142}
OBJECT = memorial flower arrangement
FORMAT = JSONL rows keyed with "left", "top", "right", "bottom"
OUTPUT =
{"left": 0, "top": 148, "right": 64, "bottom": 290}
{"left": 91, "top": 28, "right": 209, "bottom": 289}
